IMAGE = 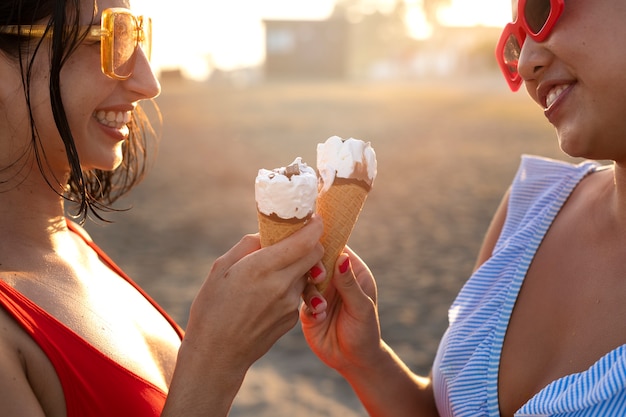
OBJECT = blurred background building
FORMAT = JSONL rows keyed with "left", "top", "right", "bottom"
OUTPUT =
{"left": 263, "top": 17, "right": 499, "bottom": 81}
{"left": 150, "top": 0, "right": 506, "bottom": 84}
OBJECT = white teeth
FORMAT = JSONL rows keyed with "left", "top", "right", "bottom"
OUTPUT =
{"left": 94, "top": 110, "right": 132, "bottom": 128}
{"left": 546, "top": 85, "right": 569, "bottom": 109}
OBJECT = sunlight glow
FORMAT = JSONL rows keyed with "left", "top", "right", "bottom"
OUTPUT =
{"left": 438, "top": 0, "right": 511, "bottom": 27}
{"left": 132, "top": 0, "right": 511, "bottom": 79}
{"left": 404, "top": 2, "right": 433, "bottom": 40}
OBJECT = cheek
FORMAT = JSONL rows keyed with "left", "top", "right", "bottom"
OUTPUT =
{"left": 0, "top": 55, "right": 65, "bottom": 165}
{"left": 26, "top": 51, "right": 63, "bottom": 140}
{"left": 28, "top": 79, "right": 64, "bottom": 151}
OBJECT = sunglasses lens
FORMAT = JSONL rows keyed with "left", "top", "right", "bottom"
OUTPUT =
{"left": 502, "top": 33, "right": 522, "bottom": 76}
{"left": 524, "top": 0, "right": 552, "bottom": 34}
{"left": 111, "top": 13, "right": 137, "bottom": 78}
{"left": 100, "top": 9, "right": 152, "bottom": 79}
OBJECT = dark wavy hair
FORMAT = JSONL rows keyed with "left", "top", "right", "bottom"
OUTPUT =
{"left": 0, "top": 0, "right": 160, "bottom": 223}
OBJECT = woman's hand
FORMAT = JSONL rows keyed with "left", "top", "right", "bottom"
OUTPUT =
{"left": 300, "top": 248, "right": 440, "bottom": 417}
{"left": 300, "top": 246, "right": 383, "bottom": 376}
{"left": 164, "top": 216, "right": 325, "bottom": 416}
{"left": 181, "top": 215, "right": 324, "bottom": 376}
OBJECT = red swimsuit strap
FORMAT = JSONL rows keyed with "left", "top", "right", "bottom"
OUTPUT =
{"left": 65, "top": 219, "right": 184, "bottom": 339}
{"left": 0, "top": 221, "right": 184, "bottom": 416}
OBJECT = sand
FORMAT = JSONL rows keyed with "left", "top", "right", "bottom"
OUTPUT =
{"left": 85, "top": 74, "right": 575, "bottom": 416}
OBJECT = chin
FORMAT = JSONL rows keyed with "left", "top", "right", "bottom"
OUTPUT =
{"left": 111, "top": 156, "right": 124, "bottom": 170}
{"left": 557, "top": 133, "right": 591, "bottom": 159}
{"left": 559, "top": 145, "right": 609, "bottom": 162}
{"left": 84, "top": 155, "right": 124, "bottom": 172}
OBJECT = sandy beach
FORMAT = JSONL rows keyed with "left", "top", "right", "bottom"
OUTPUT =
{"left": 85, "top": 75, "right": 575, "bottom": 416}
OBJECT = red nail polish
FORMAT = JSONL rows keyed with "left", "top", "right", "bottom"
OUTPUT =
{"left": 310, "top": 265, "right": 323, "bottom": 279}
{"left": 311, "top": 297, "right": 324, "bottom": 309}
{"left": 339, "top": 257, "right": 350, "bottom": 274}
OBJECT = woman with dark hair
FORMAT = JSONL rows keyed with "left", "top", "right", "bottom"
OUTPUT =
{"left": 0, "top": 1, "right": 326, "bottom": 416}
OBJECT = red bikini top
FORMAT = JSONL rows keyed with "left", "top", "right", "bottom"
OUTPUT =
{"left": 0, "top": 221, "right": 184, "bottom": 416}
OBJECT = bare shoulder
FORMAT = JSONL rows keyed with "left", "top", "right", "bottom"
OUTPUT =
{"left": 0, "top": 306, "right": 65, "bottom": 416}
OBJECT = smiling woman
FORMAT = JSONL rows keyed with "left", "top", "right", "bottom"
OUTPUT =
{"left": 0, "top": 1, "right": 328, "bottom": 416}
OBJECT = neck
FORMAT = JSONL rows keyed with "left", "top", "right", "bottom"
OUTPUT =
{"left": 0, "top": 173, "right": 70, "bottom": 255}
{"left": 601, "top": 162, "right": 626, "bottom": 228}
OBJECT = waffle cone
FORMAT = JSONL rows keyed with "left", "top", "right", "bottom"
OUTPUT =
{"left": 316, "top": 179, "right": 370, "bottom": 292}
{"left": 257, "top": 211, "right": 311, "bottom": 248}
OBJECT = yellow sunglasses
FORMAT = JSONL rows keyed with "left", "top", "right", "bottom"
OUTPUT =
{"left": 0, "top": 8, "right": 151, "bottom": 80}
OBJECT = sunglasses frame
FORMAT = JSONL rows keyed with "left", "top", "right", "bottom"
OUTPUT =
{"left": 0, "top": 7, "right": 151, "bottom": 81}
{"left": 496, "top": 0, "right": 565, "bottom": 91}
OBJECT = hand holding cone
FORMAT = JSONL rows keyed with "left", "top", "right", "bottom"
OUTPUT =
{"left": 254, "top": 137, "right": 377, "bottom": 294}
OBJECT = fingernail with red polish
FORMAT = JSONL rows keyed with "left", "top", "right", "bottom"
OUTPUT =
{"left": 339, "top": 257, "right": 350, "bottom": 274}
{"left": 310, "top": 265, "right": 323, "bottom": 279}
{"left": 311, "top": 296, "right": 324, "bottom": 309}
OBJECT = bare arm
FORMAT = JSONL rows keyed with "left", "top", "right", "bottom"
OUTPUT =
{"left": 301, "top": 249, "right": 439, "bottom": 417}
{"left": 0, "top": 311, "right": 53, "bottom": 417}
{"left": 473, "top": 187, "right": 510, "bottom": 271}
{"left": 340, "top": 340, "right": 439, "bottom": 417}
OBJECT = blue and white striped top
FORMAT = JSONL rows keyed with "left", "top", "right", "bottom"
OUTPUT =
{"left": 432, "top": 155, "right": 626, "bottom": 416}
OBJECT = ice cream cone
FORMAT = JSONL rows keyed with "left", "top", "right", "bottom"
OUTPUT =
{"left": 316, "top": 178, "right": 370, "bottom": 292}
{"left": 255, "top": 157, "right": 318, "bottom": 248}
{"left": 257, "top": 211, "right": 312, "bottom": 248}
{"left": 315, "top": 136, "right": 377, "bottom": 292}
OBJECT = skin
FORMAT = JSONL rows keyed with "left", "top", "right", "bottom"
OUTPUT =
{"left": 301, "top": 249, "right": 439, "bottom": 417}
{"left": 0, "top": 0, "right": 326, "bottom": 416}
{"left": 303, "top": 0, "right": 626, "bottom": 416}
{"left": 500, "top": 0, "right": 626, "bottom": 414}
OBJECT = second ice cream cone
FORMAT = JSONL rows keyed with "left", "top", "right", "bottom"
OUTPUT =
{"left": 315, "top": 136, "right": 377, "bottom": 292}
{"left": 316, "top": 178, "right": 370, "bottom": 292}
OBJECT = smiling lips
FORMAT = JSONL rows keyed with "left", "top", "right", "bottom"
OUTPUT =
{"left": 545, "top": 85, "right": 570, "bottom": 109}
{"left": 93, "top": 110, "right": 132, "bottom": 130}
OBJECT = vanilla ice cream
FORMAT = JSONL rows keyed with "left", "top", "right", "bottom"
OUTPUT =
{"left": 255, "top": 157, "right": 318, "bottom": 220}
{"left": 317, "top": 136, "right": 377, "bottom": 193}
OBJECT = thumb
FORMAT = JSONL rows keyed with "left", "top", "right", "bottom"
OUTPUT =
{"left": 332, "top": 252, "right": 369, "bottom": 310}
